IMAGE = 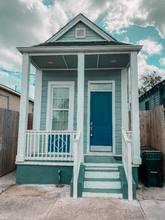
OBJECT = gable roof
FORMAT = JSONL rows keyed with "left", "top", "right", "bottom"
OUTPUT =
{"left": 139, "top": 79, "right": 165, "bottom": 100}
{"left": 0, "top": 84, "right": 34, "bottom": 102}
{"left": 45, "top": 13, "right": 116, "bottom": 43}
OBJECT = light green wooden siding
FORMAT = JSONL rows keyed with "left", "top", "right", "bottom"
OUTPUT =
{"left": 40, "top": 71, "right": 77, "bottom": 130}
{"left": 139, "top": 90, "right": 160, "bottom": 111}
{"left": 40, "top": 70, "right": 122, "bottom": 155}
{"left": 57, "top": 21, "right": 104, "bottom": 41}
{"left": 84, "top": 70, "right": 122, "bottom": 155}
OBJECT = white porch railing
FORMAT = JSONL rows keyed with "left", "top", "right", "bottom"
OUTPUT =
{"left": 25, "top": 130, "right": 78, "bottom": 161}
{"left": 122, "top": 127, "right": 133, "bottom": 201}
{"left": 73, "top": 130, "right": 81, "bottom": 199}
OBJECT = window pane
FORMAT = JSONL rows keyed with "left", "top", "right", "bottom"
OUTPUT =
{"left": 90, "top": 83, "right": 112, "bottom": 91}
{"left": 52, "top": 110, "right": 68, "bottom": 130}
{"left": 53, "top": 88, "right": 69, "bottom": 109}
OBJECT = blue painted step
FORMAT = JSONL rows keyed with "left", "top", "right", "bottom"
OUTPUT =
{"left": 84, "top": 155, "right": 122, "bottom": 164}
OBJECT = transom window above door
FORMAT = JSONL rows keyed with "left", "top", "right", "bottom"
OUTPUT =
{"left": 90, "top": 83, "right": 112, "bottom": 91}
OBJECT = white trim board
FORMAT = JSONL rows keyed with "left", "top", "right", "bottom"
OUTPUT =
{"left": 46, "top": 81, "right": 75, "bottom": 131}
{"left": 87, "top": 80, "right": 115, "bottom": 155}
{"left": 16, "top": 161, "right": 74, "bottom": 166}
{"left": 18, "top": 45, "right": 142, "bottom": 54}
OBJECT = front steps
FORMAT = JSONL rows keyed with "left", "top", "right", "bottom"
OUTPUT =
{"left": 82, "top": 166, "right": 123, "bottom": 198}
{"left": 70, "top": 156, "right": 136, "bottom": 199}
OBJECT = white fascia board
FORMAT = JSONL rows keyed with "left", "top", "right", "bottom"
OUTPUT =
{"left": 45, "top": 14, "right": 114, "bottom": 42}
{"left": 17, "top": 45, "right": 143, "bottom": 54}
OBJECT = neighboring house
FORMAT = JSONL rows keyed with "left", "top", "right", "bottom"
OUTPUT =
{"left": 0, "top": 84, "right": 34, "bottom": 113}
{"left": 16, "top": 14, "right": 142, "bottom": 200}
{"left": 139, "top": 80, "right": 165, "bottom": 111}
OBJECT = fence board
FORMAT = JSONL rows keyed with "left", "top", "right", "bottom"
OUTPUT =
{"left": 0, "top": 108, "right": 33, "bottom": 177}
{"left": 138, "top": 105, "right": 165, "bottom": 180}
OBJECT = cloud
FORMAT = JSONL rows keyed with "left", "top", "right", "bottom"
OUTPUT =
{"left": 137, "top": 38, "right": 163, "bottom": 56}
{"left": 123, "top": 37, "right": 130, "bottom": 43}
{"left": 138, "top": 52, "right": 165, "bottom": 78}
{"left": 159, "top": 57, "right": 165, "bottom": 66}
{"left": 103, "top": 0, "right": 165, "bottom": 38}
{"left": 0, "top": 46, "right": 22, "bottom": 71}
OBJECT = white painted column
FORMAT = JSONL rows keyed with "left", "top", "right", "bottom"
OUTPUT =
{"left": 16, "top": 53, "right": 30, "bottom": 163}
{"left": 33, "top": 69, "right": 42, "bottom": 130}
{"left": 121, "top": 69, "right": 128, "bottom": 129}
{"left": 130, "top": 52, "right": 141, "bottom": 165}
{"left": 77, "top": 53, "right": 84, "bottom": 162}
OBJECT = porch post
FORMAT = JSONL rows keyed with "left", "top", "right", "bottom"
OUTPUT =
{"left": 121, "top": 68, "right": 128, "bottom": 129}
{"left": 16, "top": 53, "right": 30, "bottom": 163}
{"left": 33, "top": 69, "right": 42, "bottom": 130}
{"left": 130, "top": 52, "right": 141, "bottom": 165}
{"left": 77, "top": 53, "right": 84, "bottom": 162}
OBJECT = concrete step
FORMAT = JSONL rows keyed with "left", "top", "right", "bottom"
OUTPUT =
{"left": 84, "top": 178, "right": 121, "bottom": 189}
{"left": 85, "top": 170, "right": 120, "bottom": 179}
{"left": 82, "top": 188, "right": 123, "bottom": 198}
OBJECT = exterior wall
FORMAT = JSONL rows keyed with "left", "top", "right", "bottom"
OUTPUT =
{"left": 139, "top": 89, "right": 160, "bottom": 111}
{"left": 40, "top": 70, "right": 122, "bottom": 155}
{"left": 57, "top": 21, "right": 104, "bottom": 41}
{"left": 16, "top": 165, "right": 73, "bottom": 184}
{"left": 40, "top": 71, "right": 77, "bottom": 130}
{"left": 0, "top": 88, "right": 33, "bottom": 113}
{"left": 160, "top": 88, "right": 165, "bottom": 107}
{"left": 84, "top": 70, "right": 122, "bottom": 155}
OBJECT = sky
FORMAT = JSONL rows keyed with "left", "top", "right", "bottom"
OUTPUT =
{"left": 0, "top": 0, "right": 165, "bottom": 99}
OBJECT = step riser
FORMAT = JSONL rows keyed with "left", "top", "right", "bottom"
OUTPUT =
{"left": 83, "top": 192, "right": 123, "bottom": 198}
{"left": 84, "top": 163, "right": 122, "bottom": 168}
{"left": 85, "top": 172, "right": 119, "bottom": 179}
{"left": 85, "top": 167, "right": 118, "bottom": 170}
{"left": 84, "top": 181, "right": 121, "bottom": 189}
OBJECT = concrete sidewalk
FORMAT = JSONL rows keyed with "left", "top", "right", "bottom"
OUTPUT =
{"left": 0, "top": 171, "right": 164, "bottom": 220}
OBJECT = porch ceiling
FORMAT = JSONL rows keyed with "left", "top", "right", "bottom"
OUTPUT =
{"left": 30, "top": 54, "right": 129, "bottom": 69}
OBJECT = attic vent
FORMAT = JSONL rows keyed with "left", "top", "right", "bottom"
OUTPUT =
{"left": 76, "top": 28, "right": 86, "bottom": 38}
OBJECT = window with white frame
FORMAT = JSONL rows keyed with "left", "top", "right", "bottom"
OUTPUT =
{"left": 51, "top": 88, "right": 69, "bottom": 130}
{"left": 47, "top": 82, "right": 74, "bottom": 131}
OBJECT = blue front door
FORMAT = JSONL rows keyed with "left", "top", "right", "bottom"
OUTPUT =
{"left": 90, "top": 92, "right": 112, "bottom": 152}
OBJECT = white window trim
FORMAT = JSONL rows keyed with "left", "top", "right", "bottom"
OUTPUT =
{"left": 46, "top": 81, "right": 75, "bottom": 131}
{"left": 87, "top": 80, "right": 116, "bottom": 155}
{"left": 75, "top": 28, "right": 86, "bottom": 38}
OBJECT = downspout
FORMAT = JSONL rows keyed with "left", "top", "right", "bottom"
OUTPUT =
{"left": 0, "top": 93, "right": 10, "bottom": 109}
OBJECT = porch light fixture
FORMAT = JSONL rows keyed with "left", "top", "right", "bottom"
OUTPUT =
{"left": 111, "top": 60, "right": 117, "bottom": 63}
{"left": 47, "top": 61, "right": 53, "bottom": 64}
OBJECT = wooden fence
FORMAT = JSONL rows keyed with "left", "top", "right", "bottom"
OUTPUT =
{"left": 138, "top": 105, "right": 165, "bottom": 179}
{"left": 0, "top": 108, "right": 33, "bottom": 177}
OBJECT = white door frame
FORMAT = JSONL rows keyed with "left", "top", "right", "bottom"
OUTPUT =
{"left": 87, "top": 80, "right": 116, "bottom": 155}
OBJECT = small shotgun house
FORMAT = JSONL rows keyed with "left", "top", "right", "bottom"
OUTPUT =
{"left": 16, "top": 14, "right": 142, "bottom": 200}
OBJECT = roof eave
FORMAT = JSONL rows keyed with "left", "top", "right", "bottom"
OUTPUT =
{"left": 17, "top": 45, "right": 143, "bottom": 54}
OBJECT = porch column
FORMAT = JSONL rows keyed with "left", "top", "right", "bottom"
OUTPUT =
{"left": 130, "top": 52, "right": 141, "bottom": 165}
{"left": 16, "top": 53, "right": 30, "bottom": 163}
{"left": 77, "top": 53, "right": 84, "bottom": 162}
{"left": 121, "top": 68, "right": 128, "bottom": 129}
{"left": 33, "top": 69, "right": 42, "bottom": 130}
